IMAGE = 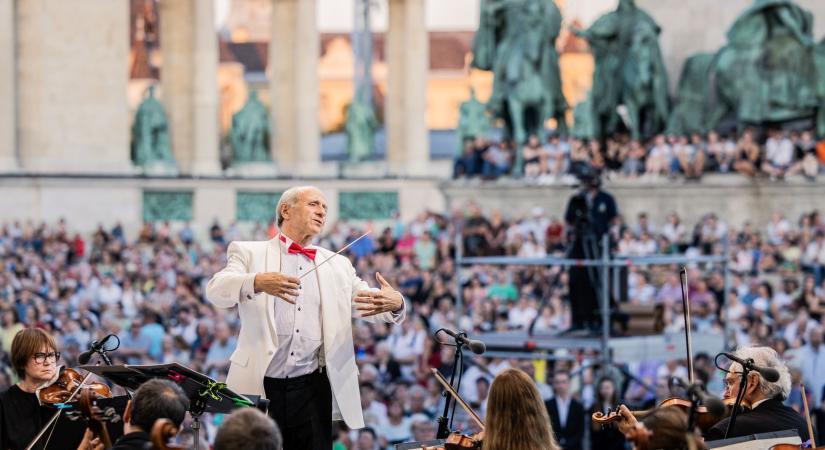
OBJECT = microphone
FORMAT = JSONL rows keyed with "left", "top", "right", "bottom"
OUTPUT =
{"left": 439, "top": 329, "right": 486, "bottom": 355}
{"left": 720, "top": 352, "right": 780, "bottom": 383}
{"left": 78, "top": 335, "right": 113, "bottom": 365}
{"left": 671, "top": 377, "right": 726, "bottom": 417}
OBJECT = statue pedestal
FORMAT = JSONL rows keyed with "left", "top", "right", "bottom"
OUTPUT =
{"left": 226, "top": 161, "right": 277, "bottom": 178}
{"left": 139, "top": 161, "right": 178, "bottom": 177}
{"left": 339, "top": 160, "right": 389, "bottom": 178}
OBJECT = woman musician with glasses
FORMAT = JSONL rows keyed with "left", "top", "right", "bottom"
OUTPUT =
{"left": 0, "top": 328, "right": 63, "bottom": 450}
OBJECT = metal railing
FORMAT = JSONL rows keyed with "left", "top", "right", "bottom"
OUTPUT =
{"left": 454, "top": 233, "right": 731, "bottom": 366}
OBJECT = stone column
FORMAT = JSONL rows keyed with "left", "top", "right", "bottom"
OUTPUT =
{"left": 385, "top": 0, "right": 429, "bottom": 176}
{"left": 160, "top": 0, "right": 221, "bottom": 176}
{"left": 17, "top": 0, "right": 131, "bottom": 173}
{"left": 270, "top": 0, "right": 320, "bottom": 175}
{"left": 0, "top": 0, "right": 16, "bottom": 171}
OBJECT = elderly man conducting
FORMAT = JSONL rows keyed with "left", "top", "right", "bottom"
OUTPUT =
{"left": 206, "top": 186, "right": 407, "bottom": 450}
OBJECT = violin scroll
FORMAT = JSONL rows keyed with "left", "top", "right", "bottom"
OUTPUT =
{"left": 151, "top": 418, "right": 186, "bottom": 450}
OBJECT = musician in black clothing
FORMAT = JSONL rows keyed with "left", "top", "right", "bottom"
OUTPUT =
{"left": 545, "top": 372, "right": 585, "bottom": 450}
{"left": 589, "top": 377, "right": 626, "bottom": 450}
{"left": 0, "top": 328, "right": 60, "bottom": 450}
{"left": 705, "top": 346, "right": 812, "bottom": 444}
{"left": 563, "top": 167, "right": 618, "bottom": 332}
{"left": 78, "top": 379, "right": 189, "bottom": 450}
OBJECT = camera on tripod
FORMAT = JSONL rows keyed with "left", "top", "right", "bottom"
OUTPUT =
{"left": 567, "top": 165, "right": 602, "bottom": 233}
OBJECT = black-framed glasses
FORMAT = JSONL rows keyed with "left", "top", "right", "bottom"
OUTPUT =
{"left": 33, "top": 352, "right": 60, "bottom": 364}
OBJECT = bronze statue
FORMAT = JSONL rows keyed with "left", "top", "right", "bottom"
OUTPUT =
{"left": 345, "top": 96, "right": 377, "bottom": 163}
{"left": 456, "top": 88, "right": 490, "bottom": 156}
{"left": 229, "top": 91, "right": 271, "bottom": 163}
{"left": 472, "top": 0, "right": 567, "bottom": 173}
{"left": 131, "top": 85, "right": 175, "bottom": 168}
{"left": 667, "top": 53, "right": 715, "bottom": 136}
{"left": 708, "top": 0, "right": 818, "bottom": 128}
{"left": 572, "top": 0, "right": 669, "bottom": 140}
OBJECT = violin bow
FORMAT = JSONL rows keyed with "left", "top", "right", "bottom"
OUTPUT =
{"left": 431, "top": 368, "right": 485, "bottom": 431}
{"left": 801, "top": 383, "right": 816, "bottom": 448}
{"left": 25, "top": 369, "right": 96, "bottom": 450}
{"left": 679, "top": 267, "right": 695, "bottom": 384}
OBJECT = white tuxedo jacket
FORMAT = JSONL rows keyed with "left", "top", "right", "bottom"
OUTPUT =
{"left": 205, "top": 239, "right": 406, "bottom": 429}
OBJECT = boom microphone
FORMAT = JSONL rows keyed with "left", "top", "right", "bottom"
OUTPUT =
{"left": 720, "top": 352, "right": 780, "bottom": 383}
{"left": 439, "top": 329, "right": 486, "bottom": 355}
{"left": 78, "top": 334, "right": 114, "bottom": 365}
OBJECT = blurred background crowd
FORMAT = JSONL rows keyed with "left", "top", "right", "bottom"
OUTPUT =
{"left": 455, "top": 129, "right": 825, "bottom": 183}
{"left": 2, "top": 203, "right": 825, "bottom": 448}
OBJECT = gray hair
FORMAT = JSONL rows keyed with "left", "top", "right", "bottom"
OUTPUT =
{"left": 729, "top": 346, "right": 791, "bottom": 401}
{"left": 276, "top": 186, "right": 317, "bottom": 227}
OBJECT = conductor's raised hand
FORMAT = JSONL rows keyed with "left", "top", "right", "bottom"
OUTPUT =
{"left": 354, "top": 272, "right": 403, "bottom": 317}
{"left": 253, "top": 272, "right": 300, "bottom": 304}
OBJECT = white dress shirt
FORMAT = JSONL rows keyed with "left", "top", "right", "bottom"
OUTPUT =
{"left": 555, "top": 396, "right": 571, "bottom": 428}
{"left": 242, "top": 234, "right": 324, "bottom": 378}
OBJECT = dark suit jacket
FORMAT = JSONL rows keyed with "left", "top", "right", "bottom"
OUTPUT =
{"left": 545, "top": 397, "right": 585, "bottom": 450}
{"left": 706, "top": 398, "right": 811, "bottom": 443}
{"left": 109, "top": 431, "right": 151, "bottom": 450}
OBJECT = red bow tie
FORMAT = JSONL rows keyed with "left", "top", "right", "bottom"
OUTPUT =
{"left": 280, "top": 235, "right": 316, "bottom": 260}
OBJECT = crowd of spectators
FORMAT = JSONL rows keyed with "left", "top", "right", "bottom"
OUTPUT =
{"left": 454, "top": 129, "right": 825, "bottom": 183}
{"left": 2, "top": 205, "right": 825, "bottom": 448}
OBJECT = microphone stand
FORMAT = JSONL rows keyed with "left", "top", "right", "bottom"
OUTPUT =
{"left": 724, "top": 360, "right": 752, "bottom": 439}
{"left": 436, "top": 333, "right": 466, "bottom": 439}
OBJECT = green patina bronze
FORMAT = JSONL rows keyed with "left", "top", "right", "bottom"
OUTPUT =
{"left": 670, "top": 0, "right": 823, "bottom": 134}
{"left": 236, "top": 191, "right": 281, "bottom": 223}
{"left": 339, "top": 191, "right": 398, "bottom": 220}
{"left": 131, "top": 86, "right": 175, "bottom": 168}
{"left": 472, "top": 0, "right": 567, "bottom": 173}
{"left": 345, "top": 96, "right": 377, "bottom": 163}
{"left": 456, "top": 88, "right": 491, "bottom": 156}
{"left": 229, "top": 91, "right": 271, "bottom": 163}
{"left": 143, "top": 191, "right": 193, "bottom": 222}
{"left": 666, "top": 53, "right": 715, "bottom": 136}
{"left": 572, "top": 0, "right": 670, "bottom": 140}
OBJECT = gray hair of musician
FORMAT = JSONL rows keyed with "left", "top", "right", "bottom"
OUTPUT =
{"left": 729, "top": 346, "right": 791, "bottom": 401}
{"left": 276, "top": 185, "right": 317, "bottom": 227}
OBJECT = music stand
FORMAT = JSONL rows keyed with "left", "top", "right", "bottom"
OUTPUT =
{"left": 82, "top": 363, "right": 254, "bottom": 450}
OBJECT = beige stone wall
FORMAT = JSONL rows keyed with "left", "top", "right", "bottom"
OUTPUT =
{"left": 160, "top": 0, "right": 221, "bottom": 175}
{"left": 442, "top": 176, "right": 824, "bottom": 229}
{"left": 1, "top": 175, "right": 822, "bottom": 237}
{"left": 0, "top": 0, "right": 15, "bottom": 171}
{"left": 0, "top": 177, "right": 446, "bottom": 236}
{"left": 638, "top": 0, "right": 825, "bottom": 91}
{"left": 270, "top": 0, "right": 321, "bottom": 175}
{"left": 386, "top": 0, "right": 430, "bottom": 175}
{"left": 16, "top": 0, "right": 131, "bottom": 174}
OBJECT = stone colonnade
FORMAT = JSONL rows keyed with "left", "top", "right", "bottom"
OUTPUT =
{"left": 1, "top": 0, "right": 430, "bottom": 176}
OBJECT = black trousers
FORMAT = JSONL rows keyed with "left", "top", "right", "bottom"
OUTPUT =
{"left": 264, "top": 368, "right": 333, "bottom": 450}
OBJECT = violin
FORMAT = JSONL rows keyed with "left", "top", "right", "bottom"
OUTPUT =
{"left": 26, "top": 367, "right": 114, "bottom": 450}
{"left": 592, "top": 396, "right": 752, "bottom": 432}
{"left": 150, "top": 418, "right": 186, "bottom": 450}
{"left": 38, "top": 367, "right": 112, "bottom": 404}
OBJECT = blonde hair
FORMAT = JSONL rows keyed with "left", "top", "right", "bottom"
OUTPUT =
{"left": 484, "top": 368, "right": 560, "bottom": 450}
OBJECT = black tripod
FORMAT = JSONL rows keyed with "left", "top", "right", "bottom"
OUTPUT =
{"left": 566, "top": 217, "right": 606, "bottom": 333}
